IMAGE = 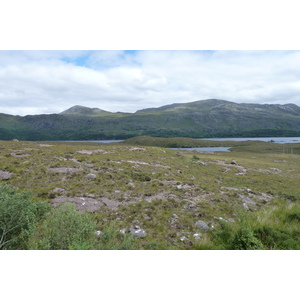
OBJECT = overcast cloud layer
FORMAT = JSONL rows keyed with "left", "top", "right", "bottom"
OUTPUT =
{"left": 1, "top": 50, "right": 300, "bottom": 116}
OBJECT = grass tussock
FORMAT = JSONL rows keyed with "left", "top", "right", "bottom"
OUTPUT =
{"left": 193, "top": 201, "right": 300, "bottom": 250}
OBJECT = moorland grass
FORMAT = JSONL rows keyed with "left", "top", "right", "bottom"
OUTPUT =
{"left": 0, "top": 139, "right": 299, "bottom": 249}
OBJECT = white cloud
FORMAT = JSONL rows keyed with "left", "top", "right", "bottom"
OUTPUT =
{"left": 87, "top": 50, "right": 126, "bottom": 67}
{"left": 0, "top": 50, "right": 300, "bottom": 115}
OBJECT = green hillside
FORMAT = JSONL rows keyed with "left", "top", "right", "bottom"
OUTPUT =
{"left": 1, "top": 99, "right": 300, "bottom": 140}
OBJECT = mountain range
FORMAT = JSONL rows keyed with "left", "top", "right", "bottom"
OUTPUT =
{"left": 1, "top": 99, "right": 300, "bottom": 140}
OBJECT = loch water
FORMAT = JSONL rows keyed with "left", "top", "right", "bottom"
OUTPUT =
{"left": 64, "top": 137, "right": 300, "bottom": 144}
{"left": 62, "top": 137, "right": 300, "bottom": 152}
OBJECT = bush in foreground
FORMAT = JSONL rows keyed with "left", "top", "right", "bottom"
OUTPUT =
{"left": 30, "top": 203, "right": 98, "bottom": 250}
{"left": 0, "top": 184, "right": 41, "bottom": 250}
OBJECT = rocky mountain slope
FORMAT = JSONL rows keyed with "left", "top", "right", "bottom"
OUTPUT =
{"left": 1, "top": 99, "right": 300, "bottom": 140}
{"left": 60, "top": 105, "right": 110, "bottom": 115}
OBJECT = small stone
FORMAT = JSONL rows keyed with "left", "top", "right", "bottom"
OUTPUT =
{"left": 230, "top": 160, "right": 237, "bottom": 165}
{"left": 169, "top": 218, "right": 176, "bottom": 225}
{"left": 119, "top": 228, "right": 126, "bottom": 234}
{"left": 270, "top": 167, "right": 280, "bottom": 172}
{"left": 243, "top": 203, "right": 249, "bottom": 210}
{"left": 85, "top": 163, "right": 94, "bottom": 168}
{"left": 86, "top": 173, "right": 97, "bottom": 180}
{"left": 180, "top": 236, "right": 188, "bottom": 242}
{"left": 176, "top": 185, "right": 182, "bottom": 190}
{"left": 143, "top": 214, "right": 151, "bottom": 220}
{"left": 130, "top": 225, "right": 147, "bottom": 237}
{"left": 96, "top": 230, "right": 102, "bottom": 236}
{"left": 195, "top": 220, "right": 210, "bottom": 231}
{"left": 193, "top": 233, "right": 201, "bottom": 240}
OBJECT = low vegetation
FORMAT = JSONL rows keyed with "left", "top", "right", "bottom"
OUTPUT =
{"left": 0, "top": 138, "right": 299, "bottom": 250}
{"left": 123, "top": 135, "right": 269, "bottom": 148}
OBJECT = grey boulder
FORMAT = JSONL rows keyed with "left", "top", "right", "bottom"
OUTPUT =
{"left": 195, "top": 220, "right": 210, "bottom": 231}
{"left": 86, "top": 173, "right": 97, "bottom": 180}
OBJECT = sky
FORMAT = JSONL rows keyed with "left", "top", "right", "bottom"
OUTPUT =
{"left": 1, "top": 50, "right": 300, "bottom": 116}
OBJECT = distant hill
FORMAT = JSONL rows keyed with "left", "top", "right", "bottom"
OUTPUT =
{"left": 136, "top": 99, "right": 231, "bottom": 113}
{"left": 137, "top": 99, "right": 300, "bottom": 115}
{"left": 60, "top": 105, "right": 110, "bottom": 115}
{"left": 1, "top": 99, "right": 300, "bottom": 140}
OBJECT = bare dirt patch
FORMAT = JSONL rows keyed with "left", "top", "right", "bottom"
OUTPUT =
{"left": 253, "top": 193, "right": 273, "bottom": 202}
{"left": 0, "top": 170, "right": 13, "bottom": 180}
{"left": 52, "top": 196, "right": 103, "bottom": 212}
{"left": 239, "top": 194, "right": 257, "bottom": 205}
{"left": 10, "top": 153, "right": 30, "bottom": 157}
{"left": 124, "top": 160, "right": 170, "bottom": 169}
{"left": 270, "top": 167, "right": 282, "bottom": 173}
{"left": 221, "top": 186, "right": 274, "bottom": 204}
{"left": 51, "top": 196, "right": 134, "bottom": 212}
{"left": 77, "top": 149, "right": 114, "bottom": 155}
{"left": 48, "top": 167, "right": 83, "bottom": 173}
{"left": 100, "top": 197, "right": 124, "bottom": 209}
{"left": 213, "top": 160, "right": 247, "bottom": 175}
{"left": 144, "top": 192, "right": 170, "bottom": 202}
{"left": 70, "top": 158, "right": 81, "bottom": 164}
{"left": 221, "top": 186, "right": 245, "bottom": 191}
{"left": 152, "top": 179, "right": 178, "bottom": 185}
{"left": 129, "top": 147, "right": 146, "bottom": 151}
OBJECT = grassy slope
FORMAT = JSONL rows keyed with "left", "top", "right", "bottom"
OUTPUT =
{"left": 1, "top": 139, "right": 299, "bottom": 249}
{"left": 1, "top": 100, "right": 300, "bottom": 140}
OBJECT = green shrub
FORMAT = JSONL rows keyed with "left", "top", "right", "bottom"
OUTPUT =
{"left": 210, "top": 211, "right": 264, "bottom": 250}
{"left": 279, "top": 193, "right": 298, "bottom": 202}
{"left": 130, "top": 170, "right": 151, "bottom": 182}
{"left": 31, "top": 203, "right": 98, "bottom": 250}
{"left": 286, "top": 212, "right": 300, "bottom": 222}
{"left": 230, "top": 228, "right": 263, "bottom": 250}
{"left": 213, "top": 220, "right": 235, "bottom": 247}
{"left": 0, "top": 184, "right": 38, "bottom": 249}
{"left": 253, "top": 226, "right": 298, "bottom": 250}
{"left": 98, "top": 223, "right": 136, "bottom": 250}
